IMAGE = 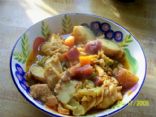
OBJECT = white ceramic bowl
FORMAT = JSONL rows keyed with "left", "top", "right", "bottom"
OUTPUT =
{"left": 10, "top": 13, "right": 146, "bottom": 117}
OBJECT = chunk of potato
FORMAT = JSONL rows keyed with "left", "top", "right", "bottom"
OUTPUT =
{"left": 98, "top": 39, "right": 124, "bottom": 60}
{"left": 29, "top": 65, "right": 46, "bottom": 82}
{"left": 72, "top": 26, "right": 95, "bottom": 44}
{"left": 115, "top": 67, "right": 139, "bottom": 90}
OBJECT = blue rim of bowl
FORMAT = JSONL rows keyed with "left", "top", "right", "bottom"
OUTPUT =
{"left": 10, "top": 13, "right": 147, "bottom": 117}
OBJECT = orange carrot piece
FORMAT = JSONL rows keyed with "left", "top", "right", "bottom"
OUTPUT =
{"left": 79, "top": 55, "right": 97, "bottom": 66}
{"left": 64, "top": 36, "right": 75, "bottom": 47}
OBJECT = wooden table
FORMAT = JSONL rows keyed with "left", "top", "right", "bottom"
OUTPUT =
{"left": 0, "top": 0, "right": 155, "bottom": 116}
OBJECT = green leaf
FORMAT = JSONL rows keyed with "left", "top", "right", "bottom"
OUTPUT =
{"left": 62, "top": 15, "right": 72, "bottom": 34}
{"left": 13, "top": 52, "right": 25, "bottom": 63}
{"left": 41, "top": 21, "right": 51, "bottom": 39}
{"left": 13, "top": 34, "right": 30, "bottom": 64}
{"left": 118, "top": 34, "right": 133, "bottom": 47}
{"left": 124, "top": 48, "right": 138, "bottom": 74}
{"left": 21, "top": 34, "right": 29, "bottom": 58}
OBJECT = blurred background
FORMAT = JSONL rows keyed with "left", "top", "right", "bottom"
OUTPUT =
{"left": 0, "top": 0, "right": 155, "bottom": 117}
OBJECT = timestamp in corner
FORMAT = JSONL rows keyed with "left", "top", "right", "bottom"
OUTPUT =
{"left": 128, "top": 99, "right": 150, "bottom": 107}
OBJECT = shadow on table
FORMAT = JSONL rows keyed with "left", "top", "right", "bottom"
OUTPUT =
{"left": 33, "top": 0, "right": 156, "bottom": 31}
{"left": 111, "top": 0, "right": 156, "bottom": 30}
{"left": 38, "top": 0, "right": 148, "bottom": 31}
{"left": 90, "top": 0, "right": 156, "bottom": 31}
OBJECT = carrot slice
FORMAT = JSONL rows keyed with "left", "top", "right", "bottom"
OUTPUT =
{"left": 79, "top": 55, "right": 97, "bottom": 66}
{"left": 64, "top": 36, "right": 75, "bottom": 47}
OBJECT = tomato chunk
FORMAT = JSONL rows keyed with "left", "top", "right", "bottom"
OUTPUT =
{"left": 33, "top": 37, "right": 45, "bottom": 55}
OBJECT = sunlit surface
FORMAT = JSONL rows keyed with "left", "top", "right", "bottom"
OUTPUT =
{"left": 0, "top": 0, "right": 156, "bottom": 117}
{"left": 20, "top": 0, "right": 58, "bottom": 23}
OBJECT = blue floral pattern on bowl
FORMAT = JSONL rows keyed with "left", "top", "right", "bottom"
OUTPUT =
{"left": 15, "top": 63, "right": 44, "bottom": 105}
{"left": 10, "top": 13, "right": 146, "bottom": 117}
{"left": 15, "top": 63, "right": 30, "bottom": 93}
{"left": 81, "top": 21, "right": 123, "bottom": 42}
